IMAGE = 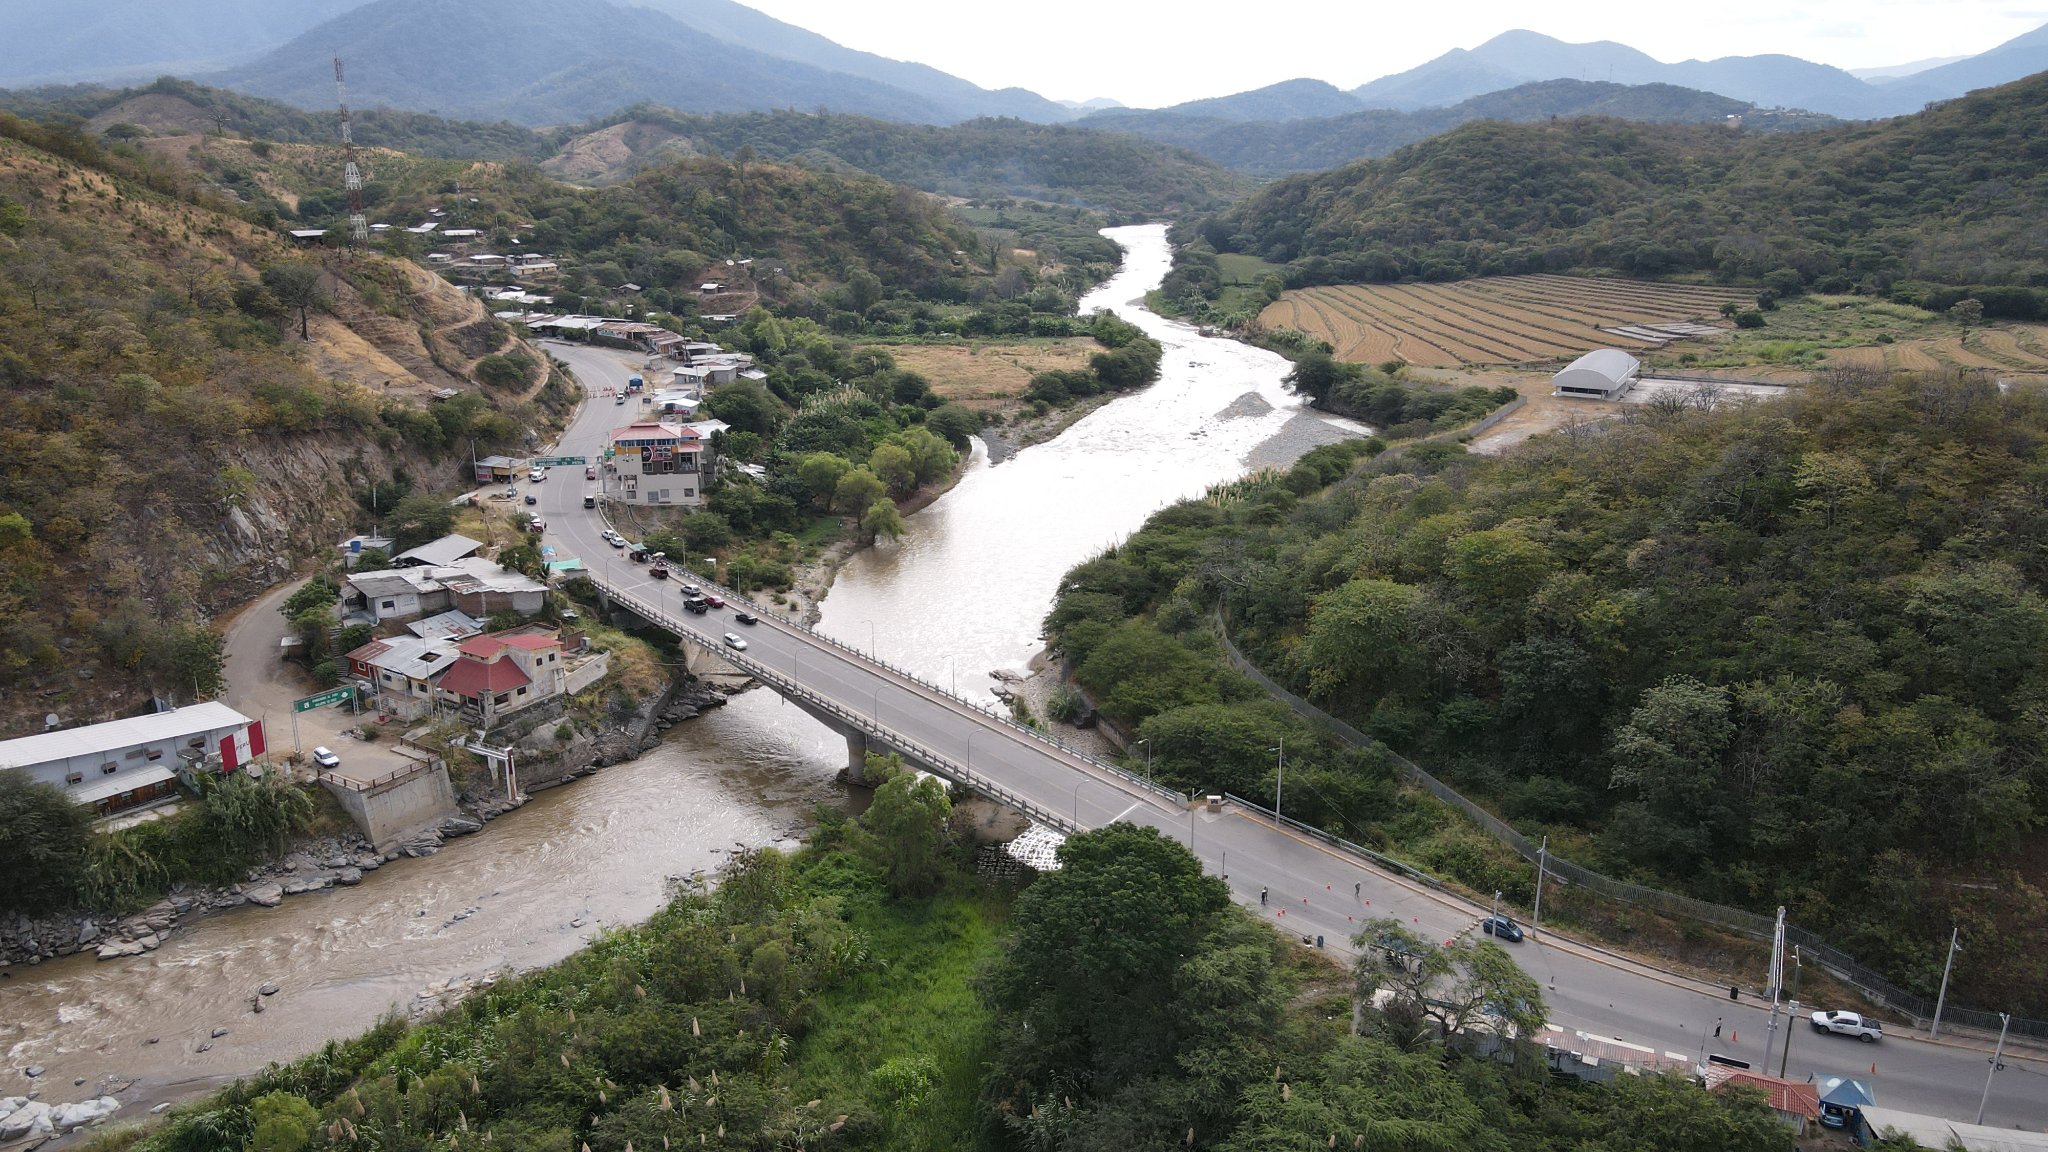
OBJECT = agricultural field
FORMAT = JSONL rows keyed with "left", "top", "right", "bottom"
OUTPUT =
{"left": 865, "top": 338, "right": 1099, "bottom": 410}
{"left": 1260, "top": 274, "right": 1755, "bottom": 366}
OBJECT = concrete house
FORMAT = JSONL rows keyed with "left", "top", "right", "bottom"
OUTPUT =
{"left": 0, "top": 702, "right": 262, "bottom": 817}
{"left": 435, "top": 631, "right": 567, "bottom": 726}
{"left": 608, "top": 421, "right": 715, "bottom": 507}
{"left": 345, "top": 636, "right": 460, "bottom": 720}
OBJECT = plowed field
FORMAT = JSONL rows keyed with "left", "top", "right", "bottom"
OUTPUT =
{"left": 1261, "top": 275, "right": 1753, "bottom": 366}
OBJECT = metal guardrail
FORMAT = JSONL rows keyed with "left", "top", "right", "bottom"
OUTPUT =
{"left": 317, "top": 760, "right": 438, "bottom": 794}
{"left": 1221, "top": 792, "right": 1443, "bottom": 890}
{"left": 1212, "top": 608, "right": 2048, "bottom": 1041}
{"left": 595, "top": 581, "right": 1084, "bottom": 835}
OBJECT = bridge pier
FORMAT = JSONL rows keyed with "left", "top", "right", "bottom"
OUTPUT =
{"left": 845, "top": 731, "right": 868, "bottom": 785}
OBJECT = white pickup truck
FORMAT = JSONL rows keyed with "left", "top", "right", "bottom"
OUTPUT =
{"left": 1810, "top": 1010, "right": 1883, "bottom": 1042}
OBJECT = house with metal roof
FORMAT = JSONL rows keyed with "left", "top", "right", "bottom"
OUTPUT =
{"left": 344, "top": 636, "right": 461, "bottom": 719}
{"left": 1552, "top": 348, "right": 1642, "bottom": 400}
{"left": 0, "top": 702, "right": 261, "bottom": 817}
{"left": 1704, "top": 1066, "right": 1822, "bottom": 1136}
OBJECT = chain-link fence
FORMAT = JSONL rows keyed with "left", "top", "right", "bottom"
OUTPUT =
{"left": 1213, "top": 610, "right": 2046, "bottom": 1041}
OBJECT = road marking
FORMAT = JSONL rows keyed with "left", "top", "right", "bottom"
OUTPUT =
{"left": 1109, "top": 801, "right": 1144, "bottom": 825}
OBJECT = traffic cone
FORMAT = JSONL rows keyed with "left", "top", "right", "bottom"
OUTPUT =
{"left": 1277, "top": 909, "right": 1285, "bottom": 917}
{"left": 1326, "top": 884, "right": 1332, "bottom": 890}
{"left": 1870, "top": 1063, "right": 1877, "bottom": 1075}
{"left": 1731, "top": 1031, "right": 1737, "bottom": 1043}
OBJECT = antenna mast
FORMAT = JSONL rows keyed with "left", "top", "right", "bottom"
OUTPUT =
{"left": 334, "top": 57, "right": 367, "bottom": 245}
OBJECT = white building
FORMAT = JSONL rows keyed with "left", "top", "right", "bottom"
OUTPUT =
{"left": 1552, "top": 349, "right": 1641, "bottom": 400}
{"left": 0, "top": 702, "right": 262, "bottom": 816}
{"left": 607, "top": 421, "right": 715, "bottom": 507}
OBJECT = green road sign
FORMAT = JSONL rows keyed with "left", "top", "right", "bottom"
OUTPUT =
{"left": 293, "top": 686, "right": 354, "bottom": 713}
{"left": 531, "top": 456, "right": 587, "bottom": 467}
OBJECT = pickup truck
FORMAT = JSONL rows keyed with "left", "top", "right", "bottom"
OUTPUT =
{"left": 1810, "top": 1010, "right": 1882, "bottom": 1042}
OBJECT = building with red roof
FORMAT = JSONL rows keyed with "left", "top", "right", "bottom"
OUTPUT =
{"left": 1703, "top": 1066, "right": 1821, "bottom": 1136}
{"left": 434, "top": 629, "right": 567, "bottom": 726}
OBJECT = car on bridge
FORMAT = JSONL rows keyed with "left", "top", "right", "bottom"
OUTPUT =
{"left": 1480, "top": 914, "right": 1524, "bottom": 942}
{"left": 1810, "top": 1010, "right": 1882, "bottom": 1042}
{"left": 682, "top": 597, "right": 709, "bottom": 615}
{"left": 734, "top": 610, "right": 758, "bottom": 625}
{"left": 702, "top": 594, "right": 725, "bottom": 608}
{"left": 723, "top": 633, "right": 747, "bottom": 650}
{"left": 679, "top": 584, "right": 700, "bottom": 597}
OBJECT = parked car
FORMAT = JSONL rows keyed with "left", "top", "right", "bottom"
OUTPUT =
{"left": 734, "top": 611, "right": 758, "bottom": 625}
{"left": 722, "top": 633, "right": 747, "bottom": 650}
{"left": 528, "top": 519, "right": 544, "bottom": 533}
{"left": 529, "top": 467, "right": 545, "bottom": 482}
{"left": 702, "top": 594, "right": 725, "bottom": 609}
{"left": 1810, "top": 1010, "right": 1882, "bottom": 1042}
{"left": 1480, "top": 914, "right": 1524, "bottom": 942}
{"left": 311, "top": 747, "right": 340, "bottom": 769}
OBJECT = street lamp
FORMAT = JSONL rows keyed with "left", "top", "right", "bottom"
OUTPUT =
{"left": 859, "top": 618, "right": 876, "bottom": 658}
{"left": 1931, "top": 927, "right": 1963, "bottom": 1039}
{"left": 1136, "top": 738, "right": 1151, "bottom": 782}
{"left": 1073, "top": 780, "right": 1083, "bottom": 827}
{"left": 1977, "top": 1012, "right": 2012, "bottom": 1125}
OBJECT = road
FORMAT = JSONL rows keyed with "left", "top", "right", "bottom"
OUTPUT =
{"left": 537, "top": 341, "right": 2047, "bottom": 1129}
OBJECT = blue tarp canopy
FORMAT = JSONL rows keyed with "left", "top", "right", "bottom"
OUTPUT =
{"left": 1820, "top": 1077, "right": 1876, "bottom": 1108}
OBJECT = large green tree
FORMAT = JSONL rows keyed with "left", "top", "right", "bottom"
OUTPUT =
{"left": 860, "top": 773, "right": 950, "bottom": 897}
{"left": 0, "top": 774, "right": 92, "bottom": 913}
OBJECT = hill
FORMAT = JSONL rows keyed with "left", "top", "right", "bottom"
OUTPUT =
{"left": 537, "top": 107, "right": 1252, "bottom": 217}
{"left": 0, "top": 113, "right": 555, "bottom": 731}
{"left": 1349, "top": 28, "right": 1948, "bottom": 119}
{"left": 1201, "top": 70, "right": 2048, "bottom": 291}
{"left": 1902, "top": 20, "right": 2048, "bottom": 101}
{"left": 1083, "top": 79, "right": 1829, "bottom": 177}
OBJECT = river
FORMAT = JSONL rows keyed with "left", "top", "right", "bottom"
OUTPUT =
{"left": 0, "top": 224, "right": 1345, "bottom": 1109}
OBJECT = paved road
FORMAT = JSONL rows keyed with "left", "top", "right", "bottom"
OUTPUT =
{"left": 538, "top": 342, "right": 2047, "bottom": 1130}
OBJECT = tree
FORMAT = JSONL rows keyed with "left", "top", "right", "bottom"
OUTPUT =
{"left": 869, "top": 442, "right": 916, "bottom": 496}
{"left": 1949, "top": 298, "right": 1984, "bottom": 327}
{"left": 926, "top": 403, "right": 980, "bottom": 450}
{"left": 0, "top": 774, "right": 92, "bottom": 913}
{"left": 704, "top": 380, "right": 781, "bottom": 436}
{"left": 861, "top": 499, "right": 904, "bottom": 543}
{"left": 861, "top": 773, "right": 950, "bottom": 896}
{"left": 985, "top": 825, "right": 1233, "bottom": 1086}
{"left": 247, "top": 1091, "right": 321, "bottom": 1152}
{"left": 890, "top": 426, "right": 957, "bottom": 487}
{"left": 833, "top": 468, "right": 886, "bottom": 517}
{"left": 1350, "top": 917, "right": 1546, "bottom": 1049}
{"left": 261, "top": 261, "right": 324, "bottom": 341}
{"left": 797, "top": 452, "right": 851, "bottom": 510}
{"left": 386, "top": 493, "right": 456, "bottom": 550}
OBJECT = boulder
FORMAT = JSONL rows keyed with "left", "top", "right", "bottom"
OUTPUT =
{"left": 354, "top": 855, "right": 382, "bottom": 872}
{"left": 0, "top": 1100, "right": 51, "bottom": 1140}
{"left": 241, "top": 883, "right": 284, "bottom": 908}
{"left": 0, "top": 1096, "right": 22, "bottom": 1121}
{"left": 439, "top": 815, "right": 484, "bottom": 837}
{"left": 210, "top": 1027, "right": 229, "bottom": 1038}
{"left": 259, "top": 982, "right": 279, "bottom": 996}
{"left": 95, "top": 940, "right": 143, "bottom": 961}
{"left": 334, "top": 867, "right": 363, "bottom": 887}
{"left": 75, "top": 921, "right": 98, "bottom": 947}
{"left": 50, "top": 1096, "right": 119, "bottom": 1132}
{"left": 23, "top": 1066, "right": 43, "bottom": 1078}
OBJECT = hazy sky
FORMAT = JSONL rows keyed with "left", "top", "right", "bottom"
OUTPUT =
{"left": 737, "top": 0, "right": 2045, "bottom": 107}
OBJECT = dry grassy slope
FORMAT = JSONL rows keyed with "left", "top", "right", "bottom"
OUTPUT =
{"left": 0, "top": 134, "right": 547, "bottom": 730}
{"left": 540, "top": 119, "right": 698, "bottom": 186}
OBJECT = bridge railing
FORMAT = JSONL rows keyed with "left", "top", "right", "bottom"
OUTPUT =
{"left": 1222, "top": 793, "right": 1444, "bottom": 891}
{"left": 597, "top": 582, "right": 1084, "bottom": 835}
{"left": 596, "top": 569, "right": 1186, "bottom": 811}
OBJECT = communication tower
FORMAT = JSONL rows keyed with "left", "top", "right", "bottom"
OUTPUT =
{"left": 334, "top": 57, "right": 368, "bottom": 245}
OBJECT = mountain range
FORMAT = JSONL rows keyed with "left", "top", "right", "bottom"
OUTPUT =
{"left": 1091, "top": 25, "right": 2048, "bottom": 124}
{"left": 3, "top": 2, "right": 2045, "bottom": 134}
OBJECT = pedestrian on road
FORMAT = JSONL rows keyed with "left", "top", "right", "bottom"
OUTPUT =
{"left": 1354, "top": 882, "right": 1361, "bottom": 899}
{"left": 1260, "top": 886, "right": 1268, "bottom": 906}
{"left": 1714, "top": 1017, "right": 1723, "bottom": 1038}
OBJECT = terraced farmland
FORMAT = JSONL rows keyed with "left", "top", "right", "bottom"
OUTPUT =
{"left": 1260, "top": 275, "right": 1755, "bottom": 367}
{"left": 1822, "top": 327, "right": 2048, "bottom": 376}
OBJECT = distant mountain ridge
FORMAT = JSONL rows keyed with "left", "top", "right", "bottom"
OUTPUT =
{"left": 1089, "top": 79, "right": 1832, "bottom": 177}
{"left": 1091, "top": 23, "right": 2048, "bottom": 125}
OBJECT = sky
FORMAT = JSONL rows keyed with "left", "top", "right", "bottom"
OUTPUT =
{"left": 735, "top": 0, "right": 2047, "bottom": 107}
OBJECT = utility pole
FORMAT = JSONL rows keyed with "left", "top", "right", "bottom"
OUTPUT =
{"left": 1976, "top": 1013, "right": 2010, "bottom": 1125}
{"left": 1531, "top": 834, "right": 1548, "bottom": 934}
{"left": 1931, "top": 927, "right": 1962, "bottom": 1039}
{"left": 1764, "top": 907, "right": 1786, "bottom": 1064}
{"left": 1778, "top": 999, "right": 1800, "bottom": 1077}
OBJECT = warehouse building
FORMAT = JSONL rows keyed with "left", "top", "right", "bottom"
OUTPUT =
{"left": 1552, "top": 349, "right": 1642, "bottom": 400}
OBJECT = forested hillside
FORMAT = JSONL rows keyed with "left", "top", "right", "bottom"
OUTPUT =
{"left": 1200, "top": 71, "right": 2048, "bottom": 292}
{"left": 0, "top": 114, "right": 548, "bottom": 729}
{"left": 544, "top": 107, "right": 1252, "bottom": 218}
{"left": 1047, "top": 370, "right": 2048, "bottom": 1015}
{"left": 1088, "top": 80, "right": 1830, "bottom": 176}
